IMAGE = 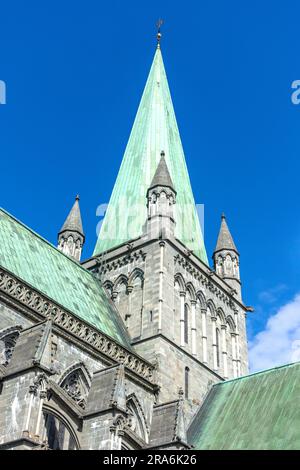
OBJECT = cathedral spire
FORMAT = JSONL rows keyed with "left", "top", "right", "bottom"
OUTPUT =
{"left": 94, "top": 42, "right": 208, "bottom": 264}
{"left": 58, "top": 195, "right": 85, "bottom": 261}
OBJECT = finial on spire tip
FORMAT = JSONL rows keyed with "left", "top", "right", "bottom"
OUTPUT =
{"left": 160, "top": 150, "right": 165, "bottom": 157}
{"left": 156, "top": 18, "right": 163, "bottom": 47}
{"left": 221, "top": 212, "right": 226, "bottom": 219}
{"left": 76, "top": 194, "right": 80, "bottom": 201}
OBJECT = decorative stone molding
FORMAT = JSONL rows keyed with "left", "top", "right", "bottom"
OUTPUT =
{"left": 0, "top": 268, "right": 155, "bottom": 383}
{"left": 29, "top": 372, "right": 49, "bottom": 396}
{"left": 0, "top": 325, "right": 22, "bottom": 366}
{"left": 94, "top": 249, "right": 147, "bottom": 277}
{"left": 61, "top": 370, "right": 87, "bottom": 409}
{"left": 126, "top": 392, "right": 150, "bottom": 439}
{"left": 174, "top": 254, "right": 239, "bottom": 310}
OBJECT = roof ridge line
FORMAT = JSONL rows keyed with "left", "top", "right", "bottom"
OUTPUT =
{"left": 215, "top": 361, "right": 300, "bottom": 386}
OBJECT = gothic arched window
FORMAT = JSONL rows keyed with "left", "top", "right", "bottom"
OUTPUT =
{"left": 184, "top": 304, "right": 189, "bottom": 344}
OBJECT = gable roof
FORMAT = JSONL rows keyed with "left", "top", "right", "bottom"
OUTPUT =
{"left": 149, "top": 399, "right": 187, "bottom": 448}
{"left": 93, "top": 46, "right": 208, "bottom": 264}
{"left": 0, "top": 208, "right": 131, "bottom": 349}
{"left": 188, "top": 362, "right": 300, "bottom": 450}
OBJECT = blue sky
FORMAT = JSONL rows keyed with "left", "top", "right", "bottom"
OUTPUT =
{"left": 1, "top": 1, "right": 300, "bottom": 370}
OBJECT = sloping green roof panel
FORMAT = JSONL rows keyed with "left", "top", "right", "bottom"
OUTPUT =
{"left": 188, "top": 362, "right": 300, "bottom": 450}
{"left": 94, "top": 47, "right": 208, "bottom": 264}
{"left": 0, "top": 209, "right": 131, "bottom": 349}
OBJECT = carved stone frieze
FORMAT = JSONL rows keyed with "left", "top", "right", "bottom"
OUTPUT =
{"left": 0, "top": 268, "right": 155, "bottom": 383}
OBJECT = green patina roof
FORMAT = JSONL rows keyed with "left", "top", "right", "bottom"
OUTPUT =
{"left": 0, "top": 208, "right": 131, "bottom": 349}
{"left": 94, "top": 47, "right": 208, "bottom": 264}
{"left": 188, "top": 362, "right": 300, "bottom": 450}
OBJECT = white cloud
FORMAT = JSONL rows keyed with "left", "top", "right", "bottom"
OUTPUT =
{"left": 249, "top": 293, "right": 300, "bottom": 372}
{"left": 258, "top": 284, "right": 287, "bottom": 304}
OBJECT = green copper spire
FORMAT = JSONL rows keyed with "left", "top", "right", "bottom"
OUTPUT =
{"left": 94, "top": 46, "right": 208, "bottom": 264}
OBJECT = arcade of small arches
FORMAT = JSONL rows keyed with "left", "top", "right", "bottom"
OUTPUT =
{"left": 215, "top": 252, "right": 240, "bottom": 279}
{"left": 103, "top": 268, "right": 144, "bottom": 339}
{"left": 174, "top": 273, "right": 241, "bottom": 379}
{"left": 101, "top": 266, "right": 242, "bottom": 380}
{"left": 58, "top": 234, "right": 83, "bottom": 261}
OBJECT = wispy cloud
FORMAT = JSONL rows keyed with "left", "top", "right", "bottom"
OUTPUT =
{"left": 257, "top": 283, "right": 288, "bottom": 304}
{"left": 249, "top": 293, "right": 300, "bottom": 372}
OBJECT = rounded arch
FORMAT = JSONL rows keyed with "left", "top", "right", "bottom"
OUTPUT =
{"left": 226, "top": 315, "right": 236, "bottom": 332}
{"left": 216, "top": 307, "right": 226, "bottom": 326}
{"left": 186, "top": 282, "right": 196, "bottom": 302}
{"left": 207, "top": 299, "right": 216, "bottom": 316}
{"left": 129, "top": 268, "right": 144, "bottom": 286}
{"left": 113, "top": 274, "right": 128, "bottom": 292}
{"left": 196, "top": 291, "right": 207, "bottom": 310}
{"left": 174, "top": 273, "right": 186, "bottom": 292}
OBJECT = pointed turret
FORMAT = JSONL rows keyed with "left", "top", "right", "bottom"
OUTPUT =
{"left": 58, "top": 195, "right": 85, "bottom": 261}
{"left": 215, "top": 213, "right": 238, "bottom": 254}
{"left": 146, "top": 151, "right": 176, "bottom": 239}
{"left": 213, "top": 214, "right": 241, "bottom": 299}
{"left": 93, "top": 45, "right": 208, "bottom": 264}
{"left": 149, "top": 151, "right": 175, "bottom": 191}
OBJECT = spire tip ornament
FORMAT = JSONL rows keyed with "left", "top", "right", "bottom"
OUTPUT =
{"left": 156, "top": 18, "right": 163, "bottom": 48}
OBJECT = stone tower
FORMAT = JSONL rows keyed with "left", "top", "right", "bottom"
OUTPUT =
{"left": 58, "top": 195, "right": 85, "bottom": 261}
{"left": 83, "top": 43, "right": 249, "bottom": 422}
{"left": 213, "top": 213, "right": 241, "bottom": 300}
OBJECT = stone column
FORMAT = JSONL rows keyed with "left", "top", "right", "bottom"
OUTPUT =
{"left": 221, "top": 325, "right": 228, "bottom": 379}
{"left": 231, "top": 333, "right": 238, "bottom": 378}
{"left": 191, "top": 300, "right": 197, "bottom": 357}
{"left": 180, "top": 292, "right": 186, "bottom": 347}
{"left": 234, "top": 310, "right": 241, "bottom": 376}
{"left": 212, "top": 316, "right": 218, "bottom": 371}
{"left": 201, "top": 308, "right": 208, "bottom": 364}
{"left": 158, "top": 241, "right": 165, "bottom": 332}
{"left": 126, "top": 285, "right": 133, "bottom": 328}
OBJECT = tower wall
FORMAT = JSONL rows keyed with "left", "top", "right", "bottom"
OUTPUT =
{"left": 86, "top": 232, "right": 249, "bottom": 420}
